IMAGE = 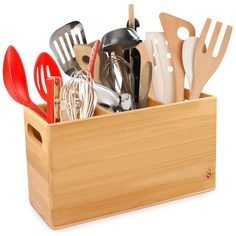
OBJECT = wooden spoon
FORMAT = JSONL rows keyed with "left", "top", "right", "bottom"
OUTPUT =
{"left": 135, "top": 42, "right": 152, "bottom": 108}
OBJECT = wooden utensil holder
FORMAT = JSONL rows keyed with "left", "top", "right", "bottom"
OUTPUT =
{"left": 24, "top": 90, "right": 216, "bottom": 229}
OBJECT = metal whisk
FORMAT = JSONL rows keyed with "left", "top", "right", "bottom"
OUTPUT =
{"left": 60, "top": 71, "right": 97, "bottom": 121}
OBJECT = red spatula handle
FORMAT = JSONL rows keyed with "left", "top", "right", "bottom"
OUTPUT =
{"left": 45, "top": 77, "right": 55, "bottom": 124}
{"left": 88, "top": 40, "right": 101, "bottom": 79}
{"left": 28, "top": 103, "right": 48, "bottom": 120}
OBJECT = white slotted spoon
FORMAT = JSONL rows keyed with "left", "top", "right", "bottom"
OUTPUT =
{"left": 145, "top": 32, "right": 175, "bottom": 104}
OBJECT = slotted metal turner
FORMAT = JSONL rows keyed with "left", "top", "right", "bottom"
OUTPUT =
{"left": 49, "top": 21, "right": 87, "bottom": 76}
{"left": 190, "top": 19, "right": 232, "bottom": 99}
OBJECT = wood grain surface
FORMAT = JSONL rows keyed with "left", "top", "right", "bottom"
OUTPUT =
{"left": 24, "top": 95, "right": 216, "bottom": 228}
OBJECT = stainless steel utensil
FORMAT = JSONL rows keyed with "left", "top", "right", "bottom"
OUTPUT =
{"left": 101, "top": 28, "right": 141, "bottom": 53}
{"left": 130, "top": 48, "right": 140, "bottom": 103}
{"left": 95, "top": 84, "right": 119, "bottom": 112}
{"left": 101, "top": 28, "right": 141, "bottom": 94}
{"left": 103, "top": 55, "right": 135, "bottom": 111}
{"left": 59, "top": 40, "right": 99, "bottom": 121}
{"left": 49, "top": 21, "right": 87, "bottom": 76}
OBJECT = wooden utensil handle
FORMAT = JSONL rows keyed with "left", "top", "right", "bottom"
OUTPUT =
{"left": 189, "top": 82, "right": 205, "bottom": 99}
{"left": 88, "top": 40, "right": 101, "bottom": 79}
{"left": 54, "top": 77, "right": 61, "bottom": 122}
{"left": 159, "top": 13, "right": 195, "bottom": 102}
{"left": 128, "top": 4, "right": 135, "bottom": 29}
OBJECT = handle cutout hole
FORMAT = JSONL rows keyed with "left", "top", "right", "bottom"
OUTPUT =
{"left": 177, "top": 27, "right": 189, "bottom": 40}
{"left": 168, "top": 66, "right": 174, "bottom": 72}
{"left": 27, "top": 124, "right": 42, "bottom": 144}
{"left": 82, "top": 55, "right": 90, "bottom": 64}
{"left": 166, "top": 52, "right": 172, "bottom": 59}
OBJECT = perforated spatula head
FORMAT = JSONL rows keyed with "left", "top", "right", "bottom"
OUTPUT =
{"left": 34, "top": 52, "right": 62, "bottom": 101}
{"left": 49, "top": 21, "right": 87, "bottom": 76}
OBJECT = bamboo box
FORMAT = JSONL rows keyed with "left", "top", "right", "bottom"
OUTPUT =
{"left": 24, "top": 91, "right": 216, "bottom": 229}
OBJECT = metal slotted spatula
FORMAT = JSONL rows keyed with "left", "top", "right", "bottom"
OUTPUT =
{"left": 49, "top": 21, "right": 87, "bottom": 76}
{"left": 190, "top": 19, "right": 232, "bottom": 99}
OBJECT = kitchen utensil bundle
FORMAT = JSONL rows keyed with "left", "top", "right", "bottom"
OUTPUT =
{"left": 3, "top": 46, "right": 64, "bottom": 123}
{"left": 49, "top": 23, "right": 113, "bottom": 111}
{"left": 146, "top": 13, "right": 232, "bottom": 103}
{"left": 2, "top": 4, "right": 232, "bottom": 125}
{"left": 101, "top": 27, "right": 141, "bottom": 96}
{"left": 60, "top": 40, "right": 100, "bottom": 120}
{"left": 100, "top": 20, "right": 152, "bottom": 109}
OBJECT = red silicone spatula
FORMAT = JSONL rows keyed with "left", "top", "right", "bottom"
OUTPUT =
{"left": 34, "top": 52, "right": 62, "bottom": 123}
{"left": 88, "top": 40, "right": 101, "bottom": 80}
{"left": 3, "top": 46, "right": 47, "bottom": 121}
{"left": 34, "top": 52, "right": 62, "bottom": 101}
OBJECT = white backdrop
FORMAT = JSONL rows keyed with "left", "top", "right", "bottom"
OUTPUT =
{"left": 0, "top": 0, "right": 235, "bottom": 235}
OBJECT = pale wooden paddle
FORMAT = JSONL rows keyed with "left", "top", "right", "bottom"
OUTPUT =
{"left": 159, "top": 13, "right": 195, "bottom": 102}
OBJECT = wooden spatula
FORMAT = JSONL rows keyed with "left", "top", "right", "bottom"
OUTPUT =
{"left": 190, "top": 19, "right": 232, "bottom": 99}
{"left": 159, "top": 13, "right": 195, "bottom": 102}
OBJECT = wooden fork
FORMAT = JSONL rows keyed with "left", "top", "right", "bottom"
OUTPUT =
{"left": 190, "top": 18, "right": 233, "bottom": 99}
